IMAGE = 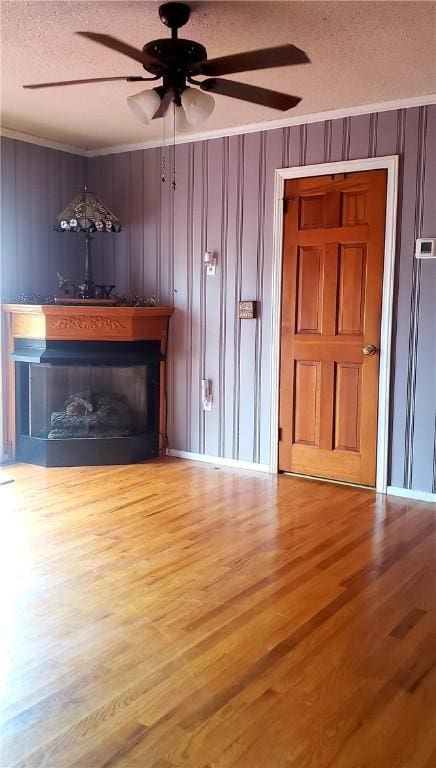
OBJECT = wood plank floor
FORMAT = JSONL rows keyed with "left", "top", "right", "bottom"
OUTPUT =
{"left": 1, "top": 458, "right": 435, "bottom": 768}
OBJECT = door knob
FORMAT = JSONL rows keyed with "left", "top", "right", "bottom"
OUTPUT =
{"left": 362, "top": 344, "right": 377, "bottom": 356}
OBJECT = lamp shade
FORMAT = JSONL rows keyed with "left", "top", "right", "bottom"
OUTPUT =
{"left": 181, "top": 87, "right": 215, "bottom": 126}
{"left": 127, "top": 88, "right": 161, "bottom": 124}
{"left": 53, "top": 187, "right": 121, "bottom": 234}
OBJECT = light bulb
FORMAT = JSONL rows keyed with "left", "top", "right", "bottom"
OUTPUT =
{"left": 127, "top": 89, "right": 161, "bottom": 124}
{"left": 181, "top": 87, "right": 215, "bottom": 126}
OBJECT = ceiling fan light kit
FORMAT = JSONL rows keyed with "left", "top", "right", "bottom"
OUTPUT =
{"left": 23, "top": 2, "right": 309, "bottom": 129}
{"left": 181, "top": 87, "right": 215, "bottom": 127}
{"left": 174, "top": 104, "right": 191, "bottom": 133}
{"left": 127, "top": 88, "right": 162, "bottom": 125}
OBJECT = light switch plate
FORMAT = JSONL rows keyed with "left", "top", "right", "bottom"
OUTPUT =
{"left": 239, "top": 300, "right": 257, "bottom": 319}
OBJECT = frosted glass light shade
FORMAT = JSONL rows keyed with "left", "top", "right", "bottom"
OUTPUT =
{"left": 174, "top": 105, "right": 191, "bottom": 133}
{"left": 181, "top": 87, "right": 215, "bottom": 126}
{"left": 127, "top": 88, "right": 161, "bottom": 124}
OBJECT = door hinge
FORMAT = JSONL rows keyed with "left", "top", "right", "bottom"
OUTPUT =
{"left": 278, "top": 427, "right": 283, "bottom": 442}
{"left": 283, "top": 197, "right": 290, "bottom": 214}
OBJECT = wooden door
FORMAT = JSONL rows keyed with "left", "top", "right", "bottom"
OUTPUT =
{"left": 279, "top": 170, "right": 387, "bottom": 486}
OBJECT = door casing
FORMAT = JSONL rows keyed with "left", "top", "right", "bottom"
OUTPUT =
{"left": 269, "top": 156, "right": 399, "bottom": 492}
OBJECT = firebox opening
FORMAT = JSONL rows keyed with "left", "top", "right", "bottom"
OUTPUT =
{"left": 13, "top": 339, "right": 162, "bottom": 467}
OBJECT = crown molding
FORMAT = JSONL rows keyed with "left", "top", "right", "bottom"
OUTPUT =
{"left": 0, "top": 127, "right": 87, "bottom": 156}
{"left": 87, "top": 94, "right": 436, "bottom": 157}
{"left": 1, "top": 94, "right": 435, "bottom": 158}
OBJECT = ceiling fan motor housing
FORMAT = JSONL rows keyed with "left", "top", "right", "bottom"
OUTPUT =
{"left": 142, "top": 39, "right": 208, "bottom": 77}
{"left": 145, "top": 3, "right": 207, "bottom": 96}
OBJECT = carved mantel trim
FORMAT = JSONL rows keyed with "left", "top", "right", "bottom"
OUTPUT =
{"left": 53, "top": 315, "right": 126, "bottom": 331}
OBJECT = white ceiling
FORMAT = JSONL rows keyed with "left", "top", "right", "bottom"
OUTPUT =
{"left": 1, "top": 1, "right": 435, "bottom": 152}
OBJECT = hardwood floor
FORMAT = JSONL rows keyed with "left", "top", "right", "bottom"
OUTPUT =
{"left": 0, "top": 458, "right": 435, "bottom": 768}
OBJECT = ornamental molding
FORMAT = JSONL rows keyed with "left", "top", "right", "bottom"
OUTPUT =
{"left": 53, "top": 316, "right": 126, "bottom": 331}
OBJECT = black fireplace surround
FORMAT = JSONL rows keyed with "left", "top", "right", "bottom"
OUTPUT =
{"left": 12, "top": 338, "right": 162, "bottom": 467}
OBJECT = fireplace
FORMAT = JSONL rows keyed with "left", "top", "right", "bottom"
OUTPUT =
{"left": 13, "top": 339, "right": 161, "bottom": 466}
{"left": 2, "top": 304, "right": 173, "bottom": 467}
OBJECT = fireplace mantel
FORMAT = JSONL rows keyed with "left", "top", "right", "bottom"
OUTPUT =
{"left": 2, "top": 304, "right": 174, "bottom": 461}
{"left": 2, "top": 304, "right": 174, "bottom": 342}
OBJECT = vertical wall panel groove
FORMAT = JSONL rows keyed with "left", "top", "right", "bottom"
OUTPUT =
{"left": 218, "top": 137, "right": 229, "bottom": 457}
{"left": 409, "top": 103, "right": 435, "bottom": 491}
{"left": 282, "top": 127, "right": 290, "bottom": 167}
{"left": 127, "top": 153, "right": 132, "bottom": 293}
{"left": 324, "top": 120, "right": 332, "bottom": 163}
{"left": 388, "top": 110, "right": 406, "bottom": 486}
{"left": 169, "top": 145, "right": 175, "bottom": 304}
{"left": 156, "top": 149, "right": 162, "bottom": 297}
{"left": 299, "top": 124, "right": 307, "bottom": 166}
{"left": 253, "top": 132, "right": 266, "bottom": 463}
{"left": 139, "top": 151, "right": 145, "bottom": 292}
{"left": 185, "top": 144, "right": 194, "bottom": 451}
{"left": 167, "top": 145, "right": 176, "bottom": 443}
{"left": 1, "top": 139, "right": 17, "bottom": 297}
{"left": 110, "top": 156, "right": 116, "bottom": 282}
{"left": 342, "top": 116, "right": 351, "bottom": 160}
{"left": 404, "top": 106, "right": 427, "bottom": 488}
{"left": 368, "top": 113, "right": 378, "bottom": 157}
{"left": 198, "top": 141, "right": 208, "bottom": 453}
{"left": 390, "top": 108, "right": 418, "bottom": 488}
{"left": 129, "top": 150, "right": 143, "bottom": 294}
{"left": 232, "top": 135, "right": 244, "bottom": 459}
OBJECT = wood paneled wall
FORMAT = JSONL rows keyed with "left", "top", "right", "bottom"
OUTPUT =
{"left": 0, "top": 138, "right": 86, "bottom": 298}
{"left": 0, "top": 138, "right": 87, "bottom": 458}
{"left": 1, "top": 106, "right": 435, "bottom": 492}
{"left": 88, "top": 105, "right": 436, "bottom": 493}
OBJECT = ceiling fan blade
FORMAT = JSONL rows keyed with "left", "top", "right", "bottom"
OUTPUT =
{"left": 152, "top": 88, "right": 174, "bottom": 119}
{"left": 23, "top": 76, "right": 150, "bottom": 89}
{"left": 76, "top": 32, "right": 160, "bottom": 68}
{"left": 198, "top": 44, "right": 309, "bottom": 77}
{"left": 200, "top": 79, "right": 301, "bottom": 111}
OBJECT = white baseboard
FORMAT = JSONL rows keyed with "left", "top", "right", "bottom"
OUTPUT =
{"left": 167, "top": 449, "right": 270, "bottom": 473}
{"left": 166, "top": 459, "right": 436, "bottom": 498}
{"left": 386, "top": 486, "right": 436, "bottom": 503}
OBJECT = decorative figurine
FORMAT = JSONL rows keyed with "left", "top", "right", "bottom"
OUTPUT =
{"left": 56, "top": 273, "right": 116, "bottom": 303}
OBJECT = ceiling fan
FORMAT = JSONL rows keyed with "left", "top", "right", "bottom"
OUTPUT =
{"left": 23, "top": 2, "right": 310, "bottom": 128}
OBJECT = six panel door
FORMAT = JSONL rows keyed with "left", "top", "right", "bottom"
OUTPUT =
{"left": 279, "top": 170, "right": 387, "bottom": 486}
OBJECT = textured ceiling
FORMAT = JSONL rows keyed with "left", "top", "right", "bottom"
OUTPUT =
{"left": 1, "top": 1, "right": 435, "bottom": 151}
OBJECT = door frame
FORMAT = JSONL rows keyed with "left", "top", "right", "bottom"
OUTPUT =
{"left": 269, "top": 155, "right": 399, "bottom": 492}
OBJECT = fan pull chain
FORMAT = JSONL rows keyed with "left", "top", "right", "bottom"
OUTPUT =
{"left": 171, "top": 103, "right": 176, "bottom": 191}
{"left": 161, "top": 107, "right": 167, "bottom": 183}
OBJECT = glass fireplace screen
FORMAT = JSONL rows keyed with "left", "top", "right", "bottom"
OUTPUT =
{"left": 28, "top": 363, "right": 149, "bottom": 439}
